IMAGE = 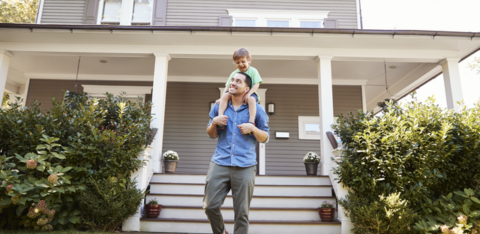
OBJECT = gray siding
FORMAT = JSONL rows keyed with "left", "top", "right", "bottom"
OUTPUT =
{"left": 26, "top": 80, "right": 362, "bottom": 175}
{"left": 26, "top": 79, "right": 153, "bottom": 110}
{"left": 41, "top": 0, "right": 86, "bottom": 24}
{"left": 262, "top": 84, "right": 362, "bottom": 175}
{"left": 166, "top": 0, "right": 358, "bottom": 29}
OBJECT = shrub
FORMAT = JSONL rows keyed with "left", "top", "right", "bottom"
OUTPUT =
{"left": 340, "top": 192, "right": 417, "bottom": 234}
{"left": 80, "top": 177, "right": 144, "bottom": 232}
{"left": 333, "top": 95, "right": 480, "bottom": 232}
{"left": 0, "top": 91, "right": 152, "bottom": 230}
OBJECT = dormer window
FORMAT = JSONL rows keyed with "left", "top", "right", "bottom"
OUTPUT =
{"left": 132, "top": 0, "right": 153, "bottom": 25}
{"left": 228, "top": 9, "right": 330, "bottom": 28}
{"left": 101, "top": 0, "right": 122, "bottom": 24}
{"left": 97, "top": 0, "right": 154, "bottom": 25}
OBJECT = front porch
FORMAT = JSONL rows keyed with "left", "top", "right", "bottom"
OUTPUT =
{"left": 1, "top": 24, "right": 479, "bottom": 233}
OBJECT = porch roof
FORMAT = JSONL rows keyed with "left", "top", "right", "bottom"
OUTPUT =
{"left": 1, "top": 23, "right": 480, "bottom": 111}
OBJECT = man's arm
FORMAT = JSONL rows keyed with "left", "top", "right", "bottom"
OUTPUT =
{"left": 207, "top": 115, "right": 229, "bottom": 138}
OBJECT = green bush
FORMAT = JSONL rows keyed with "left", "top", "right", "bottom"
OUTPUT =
{"left": 80, "top": 177, "right": 144, "bottom": 232}
{"left": 0, "top": 91, "right": 152, "bottom": 230}
{"left": 340, "top": 192, "right": 416, "bottom": 234}
{"left": 333, "top": 95, "right": 480, "bottom": 231}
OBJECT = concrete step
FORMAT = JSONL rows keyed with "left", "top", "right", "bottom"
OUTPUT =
{"left": 146, "top": 193, "right": 336, "bottom": 208}
{"left": 159, "top": 206, "right": 325, "bottom": 221}
{"left": 151, "top": 173, "right": 331, "bottom": 186}
{"left": 140, "top": 218, "right": 341, "bottom": 234}
{"left": 149, "top": 182, "right": 333, "bottom": 197}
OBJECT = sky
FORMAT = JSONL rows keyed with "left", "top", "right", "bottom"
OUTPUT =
{"left": 361, "top": 0, "right": 480, "bottom": 108}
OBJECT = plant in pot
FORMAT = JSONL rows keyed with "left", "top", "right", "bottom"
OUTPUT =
{"left": 318, "top": 201, "right": 336, "bottom": 222}
{"left": 163, "top": 150, "right": 179, "bottom": 174}
{"left": 145, "top": 198, "right": 162, "bottom": 218}
{"left": 303, "top": 151, "right": 320, "bottom": 176}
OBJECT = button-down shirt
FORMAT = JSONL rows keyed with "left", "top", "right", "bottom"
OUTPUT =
{"left": 208, "top": 101, "right": 270, "bottom": 167}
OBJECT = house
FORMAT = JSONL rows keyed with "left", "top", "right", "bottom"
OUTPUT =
{"left": 0, "top": 0, "right": 479, "bottom": 233}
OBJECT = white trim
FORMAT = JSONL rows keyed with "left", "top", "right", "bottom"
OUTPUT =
{"left": 81, "top": 85, "right": 152, "bottom": 96}
{"left": 356, "top": 0, "right": 361, "bottom": 29}
{"left": 228, "top": 9, "right": 329, "bottom": 28}
{"left": 259, "top": 143, "right": 266, "bottom": 175}
{"left": 361, "top": 85, "right": 367, "bottom": 112}
{"left": 96, "top": 0, "right": 105, "bottom": 25}
{"left": 119, "top": 0, "right": 134, "bottom": 26}
{"left": 36, "top": 0, "right": 45, "bottom": 24}
{"left": 21, "top": 78, "right": 30, "bottom": 107}
{"left": 298, "top": 116, "right": 321, "bottom": 140}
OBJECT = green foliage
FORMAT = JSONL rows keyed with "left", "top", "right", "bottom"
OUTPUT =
{"left": 163, "top": 150, "right": 179, "bottom": 161}
{"left": 320, "top": 201, "right": 335, "bottom": 208}
{"left": 0, "top": 0, "right": 39, "bottom": 23}
{"left": 413, "top": 188, "right": 480, "bottom": 233}
{"left": 0, "top": 136, "right": 83, "bottom": 230}
{"left": 146, "top": 198, "right": 158, "bottom": 205}
{"left": 340, "top": 192, "right": 417, "bottom": 234}
{"left": 0, "top": 91, "right": 153, "bottom": 230}
{"left": 1, "top": 92, "right": 8, "bottom": 108}
{"left": 80, "top": 177, "right": 144, "bottom": 232}
{"left": 333, "top": 95, "right": 480, "bottom": 219}
{"left": 303, "top": 151, "right": 320, "bottom": 163}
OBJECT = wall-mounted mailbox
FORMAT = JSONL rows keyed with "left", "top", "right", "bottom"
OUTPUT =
{"left": 276, "top": 132, "right": 289, "bottom": 139}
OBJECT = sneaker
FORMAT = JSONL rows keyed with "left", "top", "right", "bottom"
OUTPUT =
{"left": 218, "top": 125, "right": 226, "bottom": 130}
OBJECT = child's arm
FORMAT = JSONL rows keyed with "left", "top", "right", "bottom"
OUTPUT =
{"left": 248, "top": 83, "right": 260, "bottom": 95}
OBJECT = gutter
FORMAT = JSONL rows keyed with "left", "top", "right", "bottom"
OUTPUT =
{"left": 1, "top": 23, "right": 480, "bottom": 39}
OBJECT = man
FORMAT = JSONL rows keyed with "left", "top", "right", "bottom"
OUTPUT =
{"left": 205, "top": 72, "right": 270, "bottom": 234}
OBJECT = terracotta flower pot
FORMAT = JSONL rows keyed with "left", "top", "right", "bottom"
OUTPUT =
{"left": 318, "top": 207, "right": 335, "bottom": 222}
{"left": 304, "top": 162, "right": 319, "bottom": 176}
{"left": 145, "top": 204, "right": 162, "bottom": 218}
{"left": 164, "top": 160, "right": 178, "bottom": 174}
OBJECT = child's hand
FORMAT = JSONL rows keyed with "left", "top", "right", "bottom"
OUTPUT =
{"left": 215, "top": 98, "right": 221, "bottom": 104}
{"left": 243, "top": 94, "right": 251, "bottom": 104}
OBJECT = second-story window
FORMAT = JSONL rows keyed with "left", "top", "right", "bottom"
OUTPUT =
{"left": 266, "top": 20, "right": 289, "bottom": 27}
{"left": 102, "top": 0, "right": 122, "bottom": 24}
{"left": 234, "top": 20, "right": 256, "bottom": 27}
{"left": 300, "top": 21, "right": 322, "bottom": 28}
{"left": 228, "top": 9, "right": 329, "bottom": 28}
{"left": 132, "top": 0, "right": 153, "bottom": 25}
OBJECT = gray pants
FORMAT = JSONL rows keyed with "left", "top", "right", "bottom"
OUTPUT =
{"left": 203, "top": 162, "right": 256, "bottom": 234}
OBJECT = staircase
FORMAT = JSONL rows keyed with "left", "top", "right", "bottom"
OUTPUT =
{"left": 141, "top": 174, "right": 341, "bottom": 234}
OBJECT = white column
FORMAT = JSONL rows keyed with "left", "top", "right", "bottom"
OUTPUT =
{"left": 119, "top": 0, "right": 134, "bottom": 25}
{"left": 317, "top": 56, "right": 353, "bottom": 234}
{"left": 440, "top": 58, "right": 463, "bottom": 111}
{"left": 361, "top": 85, "right": 367, "bottom": 112}
{"left": 151, "top": 53, "right": 170, "bottom": 173}
{"left": 0, "top": 51, "right": 12, "bottom": 105}
{"left": 317, "top": 56, "right": 335, "bottom": 174}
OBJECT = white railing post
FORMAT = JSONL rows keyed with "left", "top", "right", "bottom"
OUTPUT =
{"left": 122, "top": 145, "right": 154, "bottom": 232}
{"left": 440, "top": 58, "right": 463, "bottom": 112}
{"left": 0, "top": 51, "right": 12, "bottom": 105}
{"left": 317, "top": 56, "right": 353, "bottom": 234}
{"left": 151, "top": 53, "right": 170, "bottom": 173}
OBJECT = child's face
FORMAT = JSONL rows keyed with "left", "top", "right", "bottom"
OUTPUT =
{"left": 234, "top": 56, "right": 251, "bottom": 72}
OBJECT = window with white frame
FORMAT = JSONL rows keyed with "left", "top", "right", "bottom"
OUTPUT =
{"left": 228, "top": 9, "right": 329, "bottom": 28}
{"left": 98, "top": 0, "right": 153, "bottom": 25}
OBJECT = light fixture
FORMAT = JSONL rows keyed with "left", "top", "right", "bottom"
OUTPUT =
{"left": 100, "top": 59, "right": 108, "bottom": 63}
{"left": 209, "top": 102, "right": 215, "bottom": 110}
{"left": 267, "top": 103, "right": 275, "bottom": 115}
{"left": 377, "top": 61, "right": 396, "bottom": 111}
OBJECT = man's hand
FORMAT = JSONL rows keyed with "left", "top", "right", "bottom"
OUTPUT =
{"left": 213, "top": 115, "right": 229, "bottom": 126}
{"left": 237, "top": 123, "right": 254, "bottom": 135}
{"left": 215, "top": 98, "right": 221, "bottom": 104}
{"left": 243, "top": 93, "right": 251, "bottom": 104}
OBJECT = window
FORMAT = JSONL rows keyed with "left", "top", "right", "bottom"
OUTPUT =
{"left": 235, "top": 20, "right": 256, "bottom": 27}
{"left": 101, "top": 0, "right": 122, "bottom": 24}
{"left": 300, "top": 21, "right": 322, "bottom": 28}
{"left": 267, "top": 20, "right": 289, "bottom": 27}
{"left": 228, "top": 9, "right": 329, "bottom": 28}
{"left": 98, "top": 0, "right": 153, "bottom": 25}
{"left": 132, "top": 0, "right": 153, "bottom": 24}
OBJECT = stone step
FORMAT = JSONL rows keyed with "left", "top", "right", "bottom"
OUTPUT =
{"left": 140, "top": 218, "right": 341, "bottom": 234}
{"left": 149, "top": 182, "right": 333, "bottom": 197}
{"left": 145, "top": 193, "right": 336, "bottom": 208}
{"left": 151, "top": 173, "right": 331, "bottom": 186}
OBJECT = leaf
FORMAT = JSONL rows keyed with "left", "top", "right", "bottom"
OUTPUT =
{"left": 27, "top": 176, "right": 35, "bottom": 184}
{"left": 62, "top": 167, "right": 72, "bottom": 173}
{"left": 471, "top": 197, "right": 480, "bottom": 204}
{"left": 36, "top": 165, "right": 45, "bottom": 172}
{"left": 24, "top": 152, "right": 37, "bottom": 160}
{"left": 16, "top": 204, "right": 27, "bottom": 217}
{"left": 57, "top": 218, "right": 67, "bottom": 225}
{"left": 463, "top": 204, "right": 470, "bottom": 215}
{"left": 36, "top": 145, "right": 46, "bottom": 150}
{"left": 53, "top": 153, "right": 66, "bottom": 159}
{"left": 36, "top": 183, "right": 49, "bottom": 188}
{"left": 84, "top": 163, "right": 92, "bottom": 168}
{"left": 0, "top": 199, "right": 12, "bottom": 206}
{"left": 18, "top": 197, "right": 28, "bottom": 205}
{"left": 470, "top": 210, "right": 480, "bottom": 217}
{"left": 465, "top": 188, "right": 475, "bottom": 197}
{"left": 68, "top": 217, "right": 77, "bottom": 224}
{"left": 454, "top": 191, "right": 468, "bottom": 198}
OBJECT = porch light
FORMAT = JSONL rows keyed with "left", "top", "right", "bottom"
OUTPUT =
{"left": 209, "top": 102, "right": 215, "bottom": 110}
{"left": 267, "top": 103, "right": 275, "bottom": 115}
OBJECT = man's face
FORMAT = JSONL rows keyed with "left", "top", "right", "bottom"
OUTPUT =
{"left": 234, "top": 56, "right": 251, "bottom": 72}
{"left": 228, "top": 73, "right": 250, "bottom": 96}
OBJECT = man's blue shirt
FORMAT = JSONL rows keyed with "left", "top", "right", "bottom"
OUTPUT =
{"left": 208, "top": 101, "right": 270, "bottom": 167}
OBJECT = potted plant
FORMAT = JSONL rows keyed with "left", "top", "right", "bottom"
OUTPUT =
{"left": 145, "top": 198, "right": 162, "bottom": 218}
{"left": 163, "top": 150, "right": 179, "bottom": 174}
{"left": 303, "top": 151, "right": 320, "bottom": 176}
{"left": 318, "top": 201, "right": 336, "bottom": 222}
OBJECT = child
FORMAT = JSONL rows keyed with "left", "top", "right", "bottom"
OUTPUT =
{"left": 217, "top": 48, "right": 262, "bottom": 129}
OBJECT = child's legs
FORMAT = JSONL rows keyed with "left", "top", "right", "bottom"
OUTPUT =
{"left": 218, "top": 92, "right": 232, "bottom": 116}
{"left": 247, "top": 94, "right": 258, "bottom": 123}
